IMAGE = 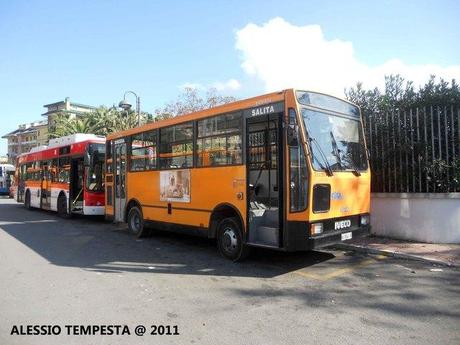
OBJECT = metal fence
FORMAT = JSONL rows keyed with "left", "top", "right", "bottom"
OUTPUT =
{"left": 363, "top": 104, "right": 460, "bottom": 193}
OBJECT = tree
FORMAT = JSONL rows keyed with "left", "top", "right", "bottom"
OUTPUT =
{"left": 49, "top": 106, "right": 154, "bottom": 138}
{"left": 345, "top": 75, "right": 460, "bottom": 193}
{"left": 153, "top": 87, "right": 237, "bottom": 121}
{"left": 50, "top": 113, "right": 104, "bottom": 138}
{"left": 48, "top": 88, "right": 236, "bottom": 137}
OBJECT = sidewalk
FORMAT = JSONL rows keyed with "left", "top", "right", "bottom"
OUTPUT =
{"left": 335, "top": 236, "right": 460, "bottom": 267}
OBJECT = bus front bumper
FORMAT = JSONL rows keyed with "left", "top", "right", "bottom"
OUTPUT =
{"left": 284, "top": 214, "right": 370, "bottom": 251}
{"left": 306, "top": 225, "right": 370, "bottom": 250}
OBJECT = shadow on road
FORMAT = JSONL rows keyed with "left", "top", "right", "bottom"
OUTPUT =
{"left": 0, "top": 200, "right": 334, "bottom": 278}
{"left": 2, "top": 198, "right": 460, "bottom": 326}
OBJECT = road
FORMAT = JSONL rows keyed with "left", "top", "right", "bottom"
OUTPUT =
{"left": 0, "top": 197, "right": 459, "bottom": 345}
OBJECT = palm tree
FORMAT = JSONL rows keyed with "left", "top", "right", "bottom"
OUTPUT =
{"left": 49, "top": 106, "right": 154, "bottom": 139}
{"left": 50, "top": 112, "right": 105, "bottom": 138}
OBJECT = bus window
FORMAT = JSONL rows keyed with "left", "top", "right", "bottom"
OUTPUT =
{"left": 130, "top": 130, "right": 157, "bottom": 171}
{"left": 160, "top": 122, "right": 193, "bottom": 169}
{"left": 86, "top": 144, "right": 105, "bottom": 192}
{"left": 196, "top": 112, "right": 242, "bottom": 167}
{"left": 58, "top": 157, "right": 70, "bottom": 183}
{"left": 106, "top": 140, "right": 113, "bottom": 174}
{"left": 288, "top": 108, "right": 308, "bottom": 212}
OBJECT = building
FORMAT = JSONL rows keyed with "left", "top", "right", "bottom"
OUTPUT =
{"left": 43, "top": 97, "right": 96, "bottom": 133}
{"left": 1, "top": 120, "right": 48, "bottom": 164}
{"left": 1, "top": 97, "right": 96, "bottom": 164}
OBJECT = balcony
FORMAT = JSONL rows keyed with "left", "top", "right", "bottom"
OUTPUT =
{"left": 21, "top": 140, "right": 38, "bottom": 145}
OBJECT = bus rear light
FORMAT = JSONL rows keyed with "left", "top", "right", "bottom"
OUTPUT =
{"left": 310, "top": 223, "right": 323, "bottom": 235}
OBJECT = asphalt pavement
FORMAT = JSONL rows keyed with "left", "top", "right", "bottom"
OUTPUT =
{"left": 0, "top": 197, "right": 459, "bottom": 345}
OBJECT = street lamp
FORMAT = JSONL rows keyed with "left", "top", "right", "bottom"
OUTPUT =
{"left": 118, "top": 91, "right": 141, "bottom": 126}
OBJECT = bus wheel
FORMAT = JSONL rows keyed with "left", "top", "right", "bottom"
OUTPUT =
{"left": 127, "top": 206, "right": 148, "bottom": 238}
{"left": 24, "top": 190, "right": 32, "bottom": 210}
{"left": 57, "top": 194, "right": 71, "bottom": 218}
{"left": 217, "top": 217, "right": 250, "bottom": 261}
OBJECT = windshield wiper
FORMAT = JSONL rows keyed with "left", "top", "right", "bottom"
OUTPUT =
{"left": 329, "top": 131, "right": 343, "bottom": 168}
{"left": 308, "top": 137, "right": 333, "bottom": 176}
{"left": 330, "top": 130, "right": 361, "bottom": 176}
{"left": 345, "top": 152, "right": 361, "bottom": 176}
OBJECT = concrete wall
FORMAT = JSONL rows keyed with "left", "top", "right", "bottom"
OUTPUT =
{"left": 371, "top": 193, "right": 460, "bottom": 243}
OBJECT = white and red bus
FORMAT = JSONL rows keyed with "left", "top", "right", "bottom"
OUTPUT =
{"left": 16, "top": 134, "right": 106, "bottom": 217}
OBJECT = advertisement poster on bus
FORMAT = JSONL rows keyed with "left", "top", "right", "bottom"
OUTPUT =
{"left": 160, "top": 170, "right": 191, "bottom": 203}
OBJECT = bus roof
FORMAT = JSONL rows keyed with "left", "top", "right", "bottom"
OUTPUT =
{"left": 17, "top": 134, "right": 105, "bottom": 164}
{"left": 0, "top": 164, "right": 15, "bottom": 171}
{"left": 47, "top": 133, "right": 105, "bottom": 148}
{"left": 107, "top": 89, "right": 289, "bottom": 140}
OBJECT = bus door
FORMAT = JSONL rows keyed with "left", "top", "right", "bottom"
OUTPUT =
{"left": 17, "top": 167, "right": 24, "bottom": 202}
{"left": 246, "top": 112, "right": 283, "bottom": 247}
{"left": 114, "top": 143, "right": 127, "bottom": 222}
{"left": 69, "top": 158, "right": 84, "bottom": 213}
{"left": 41, "top": 161, "right": 51, "bottom": 209}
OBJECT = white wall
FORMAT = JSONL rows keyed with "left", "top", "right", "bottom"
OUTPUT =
{"left": 371, "top": 193, "right": 460, "bottom": 244}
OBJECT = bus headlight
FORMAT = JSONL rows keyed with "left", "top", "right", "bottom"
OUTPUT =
{"left": 360, "top": 215, "right": 370, "bottom": 226}
{"left": 310, "top": 223, "right": 323, "bottom": 235}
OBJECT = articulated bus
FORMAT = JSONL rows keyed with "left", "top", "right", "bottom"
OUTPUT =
{"left": 0, "top": 164, "right": 15, "bottom": 195}
{"left": 105, "top": 89, "right": 371, "bottom": 260}
{"left": 16, "top": 134, "right": 106, "bottom": 217}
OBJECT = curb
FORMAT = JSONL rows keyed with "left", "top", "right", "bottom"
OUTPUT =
{"left": 334, "top": 243, "right": 459, "bottom": 268}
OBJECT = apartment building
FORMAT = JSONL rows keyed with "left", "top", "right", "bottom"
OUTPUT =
{"left": 1, "top": 120, "right": 48, "bottom": 164}
{"left": 43, "top": 97, "right": 95, "bottom": 132}
{"left": 1, "top": 97, "right": 96, "bottom": 164}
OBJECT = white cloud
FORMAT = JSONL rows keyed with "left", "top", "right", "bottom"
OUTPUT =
{"left": 212, "top": 78, "right": 241, "bottom": 91}
{"left": 235, "top": 17, "right": 460, "bottom": 96}
{"left": 180, "top": 79, "right": 241, "bottom": 92}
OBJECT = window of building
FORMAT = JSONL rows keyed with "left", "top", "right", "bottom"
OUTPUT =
{"left": 160, "top": 123, "right": 193, "bottom": 169}
{"left": 196, "top": 112, "right": 242, "bottom": 167}
{"left": 130, "top": 130, "right": 157, "bottom": 171}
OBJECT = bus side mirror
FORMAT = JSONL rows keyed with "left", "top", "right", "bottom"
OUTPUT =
{"left": 287, "top": 124, "right": 299, "bottom": 147}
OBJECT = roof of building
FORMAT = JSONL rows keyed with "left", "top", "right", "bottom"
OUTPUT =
{"left": 43, "top": 100, "right": 96, "bottom": 109}
{"left": 41, "top": 109, "right": 94, "bottom": 117}
{"left": 2, "top": 120, "right": 48, "bottom": 138}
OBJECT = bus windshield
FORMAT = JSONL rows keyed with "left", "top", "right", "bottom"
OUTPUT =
{"left": 86, "top": 143, "right": 105, "bottom": 192}
{"left": 301, "top": 108, "right": 368, "bottom": 172}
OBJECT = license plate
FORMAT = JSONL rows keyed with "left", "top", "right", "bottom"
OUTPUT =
{"left": 341, "top": 232, "right": 352, "bottom": 241}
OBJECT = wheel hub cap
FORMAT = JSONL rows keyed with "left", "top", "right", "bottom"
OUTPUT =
{"left": 223, "top": 228, "right": 237, "bottom": 252}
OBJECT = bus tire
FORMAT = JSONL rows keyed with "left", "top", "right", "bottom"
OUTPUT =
{"left": 25, "top": 190, "right": 32, "bottom": 210}
{"left": 57, "top": 194, "right": 71, "bottom": 218}
{"left": 217, "top": 217, "right": 251, "bottom": 261}
{"left": 127, "top": 206, "right": 148, "bottom": 238}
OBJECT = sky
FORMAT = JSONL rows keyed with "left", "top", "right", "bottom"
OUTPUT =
{"left": 1, "top": 0, "right": 460, "bottom": 155}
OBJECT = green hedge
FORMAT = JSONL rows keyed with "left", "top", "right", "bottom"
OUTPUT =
{"left": 346, "top": 75, "right": 460, "bottom": 193}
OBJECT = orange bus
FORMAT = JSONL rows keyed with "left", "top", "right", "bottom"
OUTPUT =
{"left": 105, "top": 89, "right": 370, "bottom": 260}
{"left": 16, "top": 134, "right": 106, "bottom": 217}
